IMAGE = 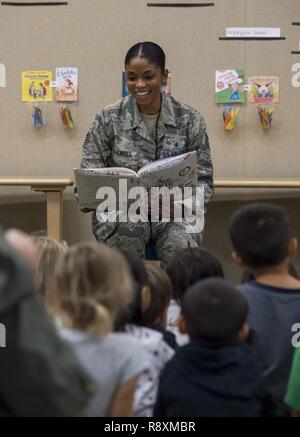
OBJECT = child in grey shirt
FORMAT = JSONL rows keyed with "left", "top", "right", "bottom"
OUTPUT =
{"left": 53, "top": 242, "right": 149, "bottom": 417}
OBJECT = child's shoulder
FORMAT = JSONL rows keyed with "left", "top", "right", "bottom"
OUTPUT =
{"left": 125, "top": 324, "right": 175, "bottom": 362}
{"left": 125, "top": 324, "right": 163, "bottom": 344}
{"left": 105, "top": 331, "right": 146, "bottom": 352}
{"left": 241, "top": 279, "right": 300, "bottom": 294}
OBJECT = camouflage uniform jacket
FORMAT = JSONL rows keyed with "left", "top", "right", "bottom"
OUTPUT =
{"left": 81, "top": 93, "right": 214, "bottom": 203}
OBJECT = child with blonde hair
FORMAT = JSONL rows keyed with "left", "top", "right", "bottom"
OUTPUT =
{"left": 53, "top": 242, "right": 149, "bottom": 417}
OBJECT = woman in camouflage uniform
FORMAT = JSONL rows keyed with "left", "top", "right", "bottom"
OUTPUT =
{"left": 81, "top": 42, "right": 213, "bottom": 264}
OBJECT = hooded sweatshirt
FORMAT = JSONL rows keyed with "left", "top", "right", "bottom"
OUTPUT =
{"left": 154, "top": 341, "right": 275, "bottom": 417}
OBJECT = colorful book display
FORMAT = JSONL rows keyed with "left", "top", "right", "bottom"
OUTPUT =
{"left": 55, "top": 68, "right": 78, "bottom": 102}
{"left": 55, "top": 68, "right": 78, "bottom": 128}
{"left": 248, "top": 76, "right": 279, "bottom": 103}
{"left": 216, "top": 71, "right": 279, "bottom": 130}
{"left": 22, "top": 71, "right": 53, "bottom": 103}
{"left": 248, "top": 76, "right": 278, "bottom": 129}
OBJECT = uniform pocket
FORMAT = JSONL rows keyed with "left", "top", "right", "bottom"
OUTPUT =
{"left": 162, "top": 134, "right": 186, "bottom": 158}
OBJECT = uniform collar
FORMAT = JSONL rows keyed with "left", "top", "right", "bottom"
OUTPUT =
{"left": 124, "top": 93, "right": 177, "bottom": 130}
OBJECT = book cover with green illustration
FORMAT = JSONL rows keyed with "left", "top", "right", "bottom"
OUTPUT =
{"left": 215, "top": 69, "right": 246, "bottom": 104}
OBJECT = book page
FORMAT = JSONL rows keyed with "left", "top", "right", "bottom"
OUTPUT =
{"left": 56, "top": 67, "right": 78, "bottom": 102}
{"left": 74, "top": 168, "right": 138, "bottom": 210}
{"left": 77, "top": 167, "right": 137, "bottom": 176}
{"left": 138, "top": 151, "right": 195, "bottom": 176}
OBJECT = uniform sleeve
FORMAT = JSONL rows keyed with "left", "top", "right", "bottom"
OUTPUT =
{"left": 81, "top": 111, "right": 113, "bottom": 169}
{"left": 187, "top": 111, "right": 214, "bottom": 204}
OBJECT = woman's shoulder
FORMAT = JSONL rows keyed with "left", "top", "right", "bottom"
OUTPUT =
{"left": 95, "top": 96, "right": 133, "bottom": 118}
{"left": 163, "top": 93, "right": 205, "bottom": 121}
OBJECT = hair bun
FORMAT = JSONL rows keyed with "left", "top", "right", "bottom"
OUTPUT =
{"left": 81, "top": 300, "right": 112, "bottom": 336}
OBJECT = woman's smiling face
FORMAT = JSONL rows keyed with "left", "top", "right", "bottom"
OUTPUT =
{"left": 125, "top": 57, "right": 167, "bottom": 115}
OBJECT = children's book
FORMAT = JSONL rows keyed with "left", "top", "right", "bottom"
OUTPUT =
{"left": 56, "top": 68, "right": 78, "bottom": 102}
{"left": 122, "top": 72, "right": 129, "bottom": 97}
{"left": 215, "top": 69, "right": 246, "bottom": 103}
{"left": 74, "top": 151, "right": 197, "bottom": 210}
{"left": 22, "top": 71, "right": 52, "bottom": 102}
{"left": 248, "top": 76, "right": 279, "bottom": 103}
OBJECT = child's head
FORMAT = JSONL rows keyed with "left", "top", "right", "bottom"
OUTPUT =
{"left": 5, "top": 228, "right": 38, "bottom": 272}
{"left": 119, "top": 250, "right": 150, "bottom": 327}
{"left": 229, "top": 203, "right": 296, "bottom": 269}
{"left": 166, "top": 247, "right": 224, "bottom": 305}
{"left": 181, "top": 278, "right": 249, "bottom": 344}
{"left": 53, "top": 242, "right": 133, "bottom": 336}
{"left": 144, "top": 263, "right": 172, "bottom": 328}
{"left": 33, "top": 236, "right": 68, "bottom": 303}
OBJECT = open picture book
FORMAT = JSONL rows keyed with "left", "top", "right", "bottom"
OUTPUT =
{"left": 74, "top": 151, "right": 197, "bottom": 210}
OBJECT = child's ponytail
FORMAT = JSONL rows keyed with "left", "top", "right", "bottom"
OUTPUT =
{"left": 84, "top": 300, "right": 112, "bottom": 336}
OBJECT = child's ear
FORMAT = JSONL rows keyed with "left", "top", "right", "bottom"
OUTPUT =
{"left": 236, "top": 323, "right": 249, "bottom": 343}
{"left": 141, "top": 286, "right": 151, "bottom": 314}
{"left": 232, "top": 251, "right": 245, "bottom": 267}
{"left": 288, "top": 238, "right": 298, "bottom": 258}
{"left": 178, "top": 314, "right": 187, "bottom": 334}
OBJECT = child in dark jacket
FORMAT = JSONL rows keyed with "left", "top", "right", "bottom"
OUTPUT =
{"left": 154, "top": 278, "right": 276, "bottom": 417}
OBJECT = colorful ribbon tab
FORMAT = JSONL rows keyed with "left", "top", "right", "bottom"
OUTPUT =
{"left": 32, "top": 104, "right": 44, "bottom": 128}
{"left": 257, "top": 104, "right": 273, "bottom": 129}
{"left": 59, "top": 105, "right": 75, "bottom": 128}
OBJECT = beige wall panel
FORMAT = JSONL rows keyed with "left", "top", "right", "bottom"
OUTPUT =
{"left": 1, "top": 0, "right": 298, "bottom": 180}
